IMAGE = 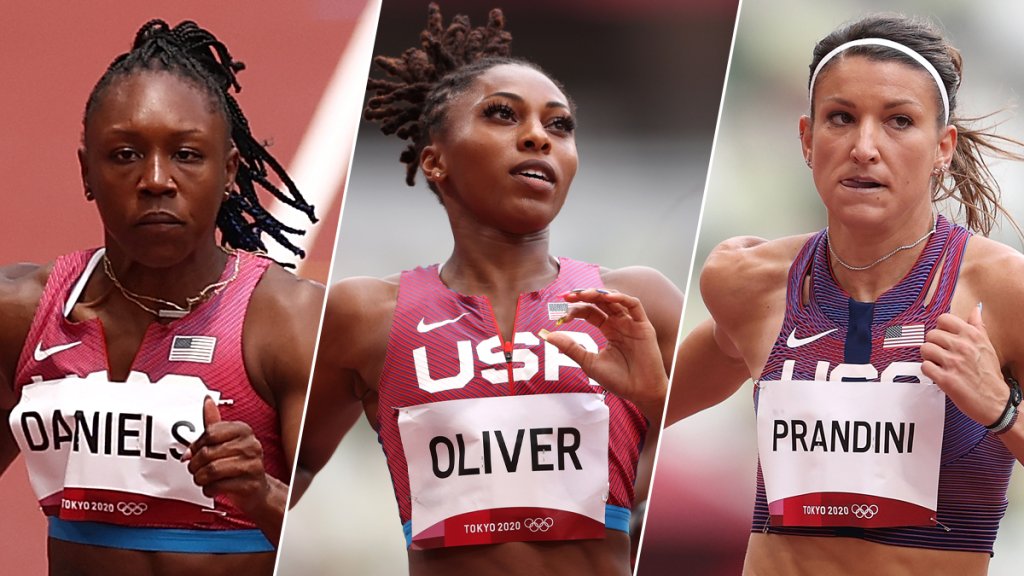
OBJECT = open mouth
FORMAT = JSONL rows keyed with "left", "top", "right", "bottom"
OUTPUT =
{"left": 510, "top": 160, "right": 556, "bottom": 185}
{"left": 841, "top": 178, "right": 883, "bottom": 189}
{"left": 518, "top": 170, "right": 552, "bottom": 183}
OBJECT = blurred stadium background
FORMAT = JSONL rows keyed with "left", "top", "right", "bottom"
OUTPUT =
{"left": 276, "top": 0, "right": 737, "bottom": 574}
{"left": 639, "top": 0, "right": 1024, "bottom": 574}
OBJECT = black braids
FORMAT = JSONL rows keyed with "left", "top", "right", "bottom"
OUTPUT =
{"left": 83, "top": 19, "right": 317, "bottom": 264}
{"left": 365, "top": 3, "right": 546, "bottom": 195}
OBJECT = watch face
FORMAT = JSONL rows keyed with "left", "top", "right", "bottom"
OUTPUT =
{"left": 1011, "top": 378, "right": 1023, "bottom": 406}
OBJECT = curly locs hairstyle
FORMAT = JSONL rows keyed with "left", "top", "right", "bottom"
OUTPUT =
{"left": 83, "top": 19, "right": 317, "bottom": 262}
{"left": 809, "top": 13, "right": 1024, "bottom": 237}
{"left": 363, "top": 3, "right": 570, "bottom": 198}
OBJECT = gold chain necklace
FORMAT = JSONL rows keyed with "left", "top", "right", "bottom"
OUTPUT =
{"left": 826, "top": 220, "right": 936, "bottom": 272}
{"left": 101, "top": 248, "right": 241, "bottom": 319}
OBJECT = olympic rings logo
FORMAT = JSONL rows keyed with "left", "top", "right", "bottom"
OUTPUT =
{"left": 851, "top": 504, "right": 878, "bottom": 519}
{"left": 524, "top": 517, "right": 554, "bottom": 532}
{"left": 117, "top": 502, "right": 149, "bottom": 516}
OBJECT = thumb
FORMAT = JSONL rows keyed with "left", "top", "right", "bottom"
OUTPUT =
{"left": 203, "top": 396, "right": 222, "bottom": 427}
{"left": 540, "top": 329, "right": 594, "bottom": 372}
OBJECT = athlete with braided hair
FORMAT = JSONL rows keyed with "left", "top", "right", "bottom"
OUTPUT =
{"left": 296, "top": 4, "right": 680, "bottom": 575}
{"left": 0, "top": 19, "right": 321, "bottom": 575}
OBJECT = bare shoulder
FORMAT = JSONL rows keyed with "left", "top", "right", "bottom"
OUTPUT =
{"left": 318, "top": 274, "right": 401, "bottom": 375}
{"left": 700, "top": 234, "right": 812, "bottom": 315}
{"left": 0, "top": 262, "right": 50, "bottom": 403}
{"left": 0, "top": 262, "right": 50, "bottom": 301}
{"left": 599, "top": 266, "right": 683, "bottom": 368}
{"left": 959, "top": 235, "right": 1024, "bottom": 294}
{"left": 600, "top": 265, "right": 681, "bottom": 305}
{"left": 0, "top": 262, "right": 51, "bottom": 339}
{"left": 242, "top": 262, "right": 327, "bottom": 396}
{"left": 250, "top": 262, "right": 326, "bottom": 322}
{"left": 324, "top": 274, "right": 400, "bottom": 330}
{"left": 958, "top": 236, "right": 1024, "bottom": 350}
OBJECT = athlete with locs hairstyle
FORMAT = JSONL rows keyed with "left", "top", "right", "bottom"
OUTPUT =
{"left": 644, "top": 13, "right": 1024, "bottom": 576}
{"left": 0, "top": 20, "right": 322, "bottom": 575}
{"left": 295, "top": 4, "right": 681, "bottom": 575}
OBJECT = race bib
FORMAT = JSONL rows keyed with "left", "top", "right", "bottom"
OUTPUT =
{"left": 399, "top": 393, "right": 609, "bottom": 549}
{"left": 9, "top": 371, "right": 218, "bottom": 525}
{"left": 756, "top": 379, "right": 945, "bottom": 527}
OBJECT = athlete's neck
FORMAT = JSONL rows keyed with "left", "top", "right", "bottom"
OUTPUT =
{"left": 96, "top": 239, "right": 230, "bottom": 308}
{"left": 825, "top": 212, "right": 936, "bottom": 303}
{"left": 443, "top": 220, "right": 558, "bottom": 298}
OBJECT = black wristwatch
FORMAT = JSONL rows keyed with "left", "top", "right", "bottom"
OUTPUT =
{"left": 987, "top": 375, "right": 1022, "bottom": 436}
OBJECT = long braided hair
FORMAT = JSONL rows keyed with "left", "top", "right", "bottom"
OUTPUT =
{"left": 364, "top": 3, "right": 570, "bottom": 197}
{"left": 84, "top": 19, "right": 317, "bottom": 260}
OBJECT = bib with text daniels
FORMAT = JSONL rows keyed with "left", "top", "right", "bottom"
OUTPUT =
{"left": 399, "top": 392, "right": 609, "bottom": 549}
{"left": 756, "top": 379, "right": 945, "bottom": 527}
{"left": 9, "top": 370, "right": 217, "bottom": 525}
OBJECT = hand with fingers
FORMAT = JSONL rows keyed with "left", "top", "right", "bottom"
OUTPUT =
{"left": 183, "top": 397, "right": 286, "bottom": 538}
{"left": 921, "top": 303, "right": 1018, "bottom": 433}
{"left": 540, "top": 288, "right": 667, "bottom": 422}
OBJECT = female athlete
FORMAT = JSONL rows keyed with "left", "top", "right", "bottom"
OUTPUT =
{"left": 0, "top": 19, "right": 321, "bottom": 575}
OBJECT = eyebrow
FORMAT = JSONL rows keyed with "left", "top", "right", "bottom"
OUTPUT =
{"left": 483, "top": 91, "right": 570, "bottom": 111}
{"left": 105, "top": 127, "right": 211, "bottom": 138}
{"left": 822, "top": 96, "right": 925, "bottom": 111}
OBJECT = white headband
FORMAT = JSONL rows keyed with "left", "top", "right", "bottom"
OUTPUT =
{"left": 808, "top": 37, "right": 950, "bottom": 125}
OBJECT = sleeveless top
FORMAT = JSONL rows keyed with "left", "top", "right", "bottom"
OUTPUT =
{"left": 752, "top": 216, "right": 1014, "bottom": 554}
{"left": 377, "top": 258, "right": 648, "bottom": 547}
{"left": 9, "top": 249, "right": 286, "bottom": 553}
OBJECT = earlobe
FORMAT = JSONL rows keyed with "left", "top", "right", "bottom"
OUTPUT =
{"left": 798, "top": 115, "right": 815, "bottom": 169}
{"left": 225, "top": 147, "right": 240, "bottom": 190}
{"left": 938, "top": 124, "right": 957, "bottom": 167}
{"left": 77, "top": 147, "right": 94, "bottom": 201}
{"left": 420, "top": 145, "right": 446, "bottom": 182}
{"left": 798, "top": 115, "right": 813, "bottom": 165}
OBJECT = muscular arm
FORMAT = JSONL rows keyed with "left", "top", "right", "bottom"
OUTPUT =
{"left": 665, "top": 235, "right": 806, "bottom": 427}
{"left": 292, "top": 276, "right": 397, "bottom": 504}
{"left": 923, "top": 237, "right": 1024, "bottom": 464}
{"left": 257, "top": 267, "right": 325, "bottom": 542}
{"left": 198, "top": 265, "right": 324, "bottom": 545}
{"left": 665, "top": 319, "right": 749, "bottom": 425}
{"left": 0, "top": 263, "right": 48, "bottom": 476}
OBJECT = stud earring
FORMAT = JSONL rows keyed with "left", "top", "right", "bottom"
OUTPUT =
{"left": 85, "top": 187, "right": 94, "bottom": 201}
{"left": 805, "top": 157, "right": 812, "bottom": 169}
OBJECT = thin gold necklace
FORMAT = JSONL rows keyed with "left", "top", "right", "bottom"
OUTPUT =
{"left": 102, "top": 248, "right": 241, "bottom": 319}
{"left": 826, "top": 220, "right": 936, "bottom": 272}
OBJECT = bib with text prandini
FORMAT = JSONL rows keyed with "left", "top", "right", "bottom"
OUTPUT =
{"left": 756, "top": 379, "right": 945, "bottom": 527}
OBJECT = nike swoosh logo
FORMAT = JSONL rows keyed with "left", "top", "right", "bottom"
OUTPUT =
{"left": 34, "top": 341, "right": 83, "bottom": 361}
{"left": 417, "top": 313, "right": 470, "bottom": 333}
{"left": 786, "top": 328, "right": 837, "bottom": 348}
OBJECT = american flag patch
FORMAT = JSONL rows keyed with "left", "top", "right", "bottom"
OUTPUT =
{"left": 882, "top": 325, "right": 925, "bottom": 348}
{"left": 169, "top": 336, "right": 217, "bottom": 363}
{"left": 548, "top": 302, "right": 569, "bottom": 321}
